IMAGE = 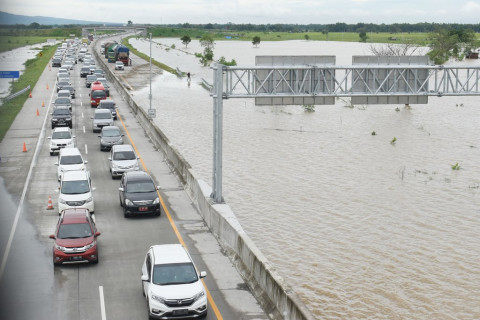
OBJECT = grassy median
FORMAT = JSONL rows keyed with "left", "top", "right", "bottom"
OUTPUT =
{"left": 0, "top": 44, "right": 58, "bottom": 142}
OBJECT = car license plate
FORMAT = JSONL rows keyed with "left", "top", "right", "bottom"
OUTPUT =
{"left": 70, "top": 256, "right": 82, "bottom": 261}
{"left": 139, "top": 207, "right": 148, "bottom": 212}
{"left": 172, "top": 309, "right": 188, "bottom": 315}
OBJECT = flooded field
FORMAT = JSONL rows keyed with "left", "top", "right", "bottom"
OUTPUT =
{"left": 129, "top": 38, "right": 480, "bottom": 319}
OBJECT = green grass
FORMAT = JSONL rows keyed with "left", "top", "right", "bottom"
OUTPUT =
{"left": 121, "top": 36, "right": 178, "bottom": 74}
{"left": 0, "top": 36, "right": 56, "bottom": 53}
{"left": 0, "top": 44, "right": 58, "bottom": 142}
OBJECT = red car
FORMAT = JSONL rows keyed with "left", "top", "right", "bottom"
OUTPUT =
{"left": 49, "top": 208, "right": 100, "bottom": 265}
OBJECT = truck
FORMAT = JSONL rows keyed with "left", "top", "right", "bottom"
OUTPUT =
{"left": 107, "top": 44, "right": 118, "bottom": 63}
{"left": 103, "top": 41, "right": 116, "bottom": 59}
{"left": 114, "top": 45, "right": 130, "bottom": 66}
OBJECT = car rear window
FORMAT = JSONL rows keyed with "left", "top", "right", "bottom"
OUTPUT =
{"left": 113, "top": 151, "right": 135, "bottom": 160}
{"left": 60, "top": 155, "right": 83, "bottom": 165}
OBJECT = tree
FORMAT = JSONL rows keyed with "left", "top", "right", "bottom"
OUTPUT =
{"left": 427, "top": 28, "right": 478, "bottom": 64}
{"left": 200, "top": 34, "right": 215, "bottom": 50}
{"left": 127, "top": 20, "right": 133, "bottom": 26}
{"left": 358, "top": 29, "right": 368, "bottom": 42}
{"left": 252, "top": 36, "right": 260, "bottom": 47}
{"left": 29, "top": 22, "right": 40, "bottom": 29}
{"left": 369, "top": 42, "right": 423, "bottom": 56}
{"left": 181, "top": 35, "right": 191, "bottom": 48}
{"left": 304, "top": 34, "right": 310, "bottom": 41}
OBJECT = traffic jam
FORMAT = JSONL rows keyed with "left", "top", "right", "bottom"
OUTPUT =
{"left": 47, "top": 36, "right": 209, "bottom": 319}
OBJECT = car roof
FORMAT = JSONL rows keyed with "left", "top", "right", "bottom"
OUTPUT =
{"left": 62, "top": 170, "right": 89, "bottom": 181}
{"left": 53, "top": 127, "right": 71, "bottom": 133}
{"left": 124, "top": 171, "right": 152, "bottom": 182}
{"left": 112, "top": 144, "right": 134, "bottom": 152}
{"left": 58, "top": 90, "right": 70, "bottom": 94}
{"left": 102, "top": 125, "right": 119, "bottom": 131}
{"left": 150, "top": 244, "right": 191, "bottom": 265}
{"left": 59, "top": 147, "right": 81, "bottom": 157}
{"left": 61, "top": 208, "right": 90, "bottom": 224}
{"left": 94, "top": 108, "right": 111, "bottom": 114}
{"left": 99, "top": 100, "right": 115, "bottom": 106}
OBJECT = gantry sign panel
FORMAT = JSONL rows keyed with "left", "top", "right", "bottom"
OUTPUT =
{"left": 254, "top": 56, "right": 336, "bottom": 105}
{"left": 351, "top": 56, "right": 430, "bottom": 105}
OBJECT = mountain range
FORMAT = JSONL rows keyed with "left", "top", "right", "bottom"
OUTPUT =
{"left": 0, "top": 11, "right": 120, "bottom": 26}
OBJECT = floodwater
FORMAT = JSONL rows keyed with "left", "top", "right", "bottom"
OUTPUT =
{"left": 130, "top": 38, "right": 480, "bottom": 319}
{"left": 0, "top": 45, "right": 42, "bottom": 100}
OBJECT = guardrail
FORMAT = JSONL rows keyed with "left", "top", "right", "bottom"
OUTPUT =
{"left": 4, "top": 85, "right": 31, "bottom": 102}
{"left": 93, "top": 41, "right": 315, "bottom": 320}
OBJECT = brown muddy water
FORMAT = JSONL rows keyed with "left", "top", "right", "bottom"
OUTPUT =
{"left": 129, "top": 38, "right": 480, "bottom": 319}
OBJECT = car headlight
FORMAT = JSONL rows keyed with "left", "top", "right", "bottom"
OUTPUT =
{"left": 125, "top": 199, "right": 133, "bottom": 206}
{"left": 50, "top": 141, "right": 56, "bottom": 147}
{"left": 52, "top": 118, "right": 58, "bottom": 121}
{"left": 54, "top": 244, "right": 66, "bottom": 252}
{"left": 59, "top": 198, "right": 67, "bottom": 204}
{"left": 84, "top": 240, "right": 95, "bottom": 250}
{"left": 100, "top": 139, "right": 106, "bottom": 144}
{"left": 85, "top": 196, "right": 93, "bottom": 203}
{"left": 192, "top": 290, "right": 205, "bottom": 302}
{"left": 153, "top": 197, "right": 159, "bottom": 205}
{"left": 151, "top": 294, "right": 166, "bottom": 304}
{"left": 66, "top": 117, "right": 72, "bottom": 121}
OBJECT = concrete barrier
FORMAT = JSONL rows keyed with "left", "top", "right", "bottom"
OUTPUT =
{"left": 93, "top": 43, "right": 316, "bottom": 320}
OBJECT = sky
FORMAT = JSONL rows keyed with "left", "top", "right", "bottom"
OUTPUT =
{"left": 1, "top": 0, "right": 480, "bottom": 25}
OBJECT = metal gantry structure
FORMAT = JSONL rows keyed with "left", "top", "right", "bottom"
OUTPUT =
{"left": 210, "top": 62, "right": 480, "bottom": 203}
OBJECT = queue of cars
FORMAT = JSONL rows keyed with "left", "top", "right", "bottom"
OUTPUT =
{"left": 47, "top": 38, "right": 208, "bottom": 319}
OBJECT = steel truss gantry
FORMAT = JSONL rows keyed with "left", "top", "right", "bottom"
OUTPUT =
{"left": 210, "top": 64, "right": 480, "bottom": 203}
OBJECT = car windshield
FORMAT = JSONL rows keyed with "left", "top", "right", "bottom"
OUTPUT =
{"left": 54, "top": 109, "right": 70, "bottom": 115}
{"left": 113, "top": 150, "right": 135, "bottom": 160}
{"left": 95, "top": 111, "right": 110, "bottom": 119}
{"left": 87, "top": 75, "right": 96, "bottom": 80}
{"left": 61, "top": 180, "right": 90, "bottom": 194}
{"left": 60, "top": 155, "right": 83, "bottom": 165}
{"left": 92, "top": 91, "right": 106, "bottom": 99}
{"left": 57, "top": 223, "right": 92, "bottom": 239}
{"left": 126, "top": 181, "right": 156, "bottom": 193}
{"left": 152, "top": 263, "right": 198, "bottom": 285}
{"left": 52, "top": 131, "right": 71, "bottom": 139}
{"left": 102, "top": 128, "right": 120, "bottom": 137}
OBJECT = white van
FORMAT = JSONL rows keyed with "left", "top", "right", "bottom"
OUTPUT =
{"left": 58, "top": 170, "right": 95, "bottom": 214}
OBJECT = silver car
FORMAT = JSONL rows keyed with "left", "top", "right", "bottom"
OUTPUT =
{"left": 108, "top": 144, "right": 140, "bottom": 179}
{"left": 98, "top": 126, "right": 123, "bottom": 151}
{"left": 92, "top": 109, "right": 114, "bottom": 133}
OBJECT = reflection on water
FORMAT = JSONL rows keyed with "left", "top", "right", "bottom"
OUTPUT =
{"left": 0, "top": 46, "right": 41, "bottom": 100}
{"left": 130, "top": 38, "right": 480, "bottom": 319}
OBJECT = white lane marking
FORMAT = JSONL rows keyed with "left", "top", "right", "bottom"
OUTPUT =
{"left": 85, "top": 144, "right": 88, "bottom": 155}
{"left": 82, "top": 111, "right": 84, "bottom": 118}
{"left": 81, "top": 101, "right": 83, "bottom": 108}
{"left": 83, "top": 126, "right": 85, "bottom": 134}
{"left": 99, "top": 286, "right": 107, "bottom": 320}
{"left": 0, "top": 79, "right": 55, "bottom": 280}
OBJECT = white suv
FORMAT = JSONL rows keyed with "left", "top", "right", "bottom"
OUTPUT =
{"left": 48, "top": 127, "right": 75, "bottom": 156}
{"left": 108, "top": 144, "right": 140, "bottom": 178}
{"left": 141, "top": 244, "right": 208, "bottom": 319}
{"left": 58, "top": 170, "right": 95, "bottom": 214}
{"left": 55, "top": 148, "right": 88, "bottom": 181}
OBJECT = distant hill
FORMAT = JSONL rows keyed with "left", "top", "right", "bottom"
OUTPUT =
{"left": 0, "top": 11, "right": 121, "bottom": 26}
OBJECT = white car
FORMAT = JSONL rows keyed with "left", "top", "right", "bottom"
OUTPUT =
{"left": 48, "top": 127, "right": 75, "bottom": 156}
{"left": 55, "top": 147, "right": 88, "bottom": 181}
{"left": 115, "top": 61, "right": 124, "bottom": 70}
{"left": 141, "top": 244, "right": 208, "bottom": 319}
{"left": 58, "top": 170, "right": 95, "bottom": 214}
{"left": 108, "top": 144, "right": 140, "bottom": 178}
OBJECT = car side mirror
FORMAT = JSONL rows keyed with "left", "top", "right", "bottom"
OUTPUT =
{"left": 54, "top": 162, "right": 59, "bottom": 166}
{"left": 118, "top": 187, "right": 124, "bottom": 192}
{"left": 48, "top": 136, "right": 51, "bottom": 139}
{"left": 98, "top": 135, "right": 101, "bottom": 138}
{"left": 84, "top": 160, "right": 88, "bottom": 164}
{"left": 73, "top": 136, "right": 76, "bottom": 139}
{"left": 49, "top": 234, "right": 56, "bottom": 240}
{"left": 121, "top": 134, "right": 125, "bottom": 137}
{"left": 157, "top": 186, "right": 161, "bottom": 190}
{"left": 108, "top": 157, "right": 112, "bottom": 161}
{"left": 95, "top": 232, "right": 101, "bottom": 237}
{"left": 92, "top": 187, "right": 96, "bottom": 191}
{"left": 141, "top": 274, "right": 149, "bottom": 281}
{"left": 90, "top": 116, "right": 94, "bottom": 119}
{"left": 200, "top": 271, "right": 207, "bottom": 278}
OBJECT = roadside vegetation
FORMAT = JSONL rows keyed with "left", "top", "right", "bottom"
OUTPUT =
{"left": 120, "top": 36, "right": 177, "bottom": 74}
{"left": 0, "top": 44, "right": 58, "bottom": 141}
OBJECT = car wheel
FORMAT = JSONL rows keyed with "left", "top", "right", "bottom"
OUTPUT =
{"left": 119, "top": 197, "right": 123, "bottom": 207}
{"left": 50, "top": 152, "right": 54, "bottom": 156}
{"left": 123, "top": 206, "right": 129, "bottom": 218}
{"left": 53, "top": 256, "right": 61, "bottom": 266}
{"left": 147, "top": 301, "right": 154, "bottom": 320}
{"left": 93, "top": 256, "right": 99, "bottom": 264}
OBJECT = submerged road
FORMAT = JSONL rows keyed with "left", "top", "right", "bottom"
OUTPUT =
{"left": 0, "top": 39, "right": 269, "bottom": 320}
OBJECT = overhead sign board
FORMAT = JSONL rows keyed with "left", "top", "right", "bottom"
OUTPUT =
{"left": 254, "top": 56, "right": 336, "bottom": 106}
{"left": 0, "top": 71, "right": 20, "bottom": 79}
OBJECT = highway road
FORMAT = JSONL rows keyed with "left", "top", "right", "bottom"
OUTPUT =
{"left": 0, "top": 38, "right": 268, "bottom": 320}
